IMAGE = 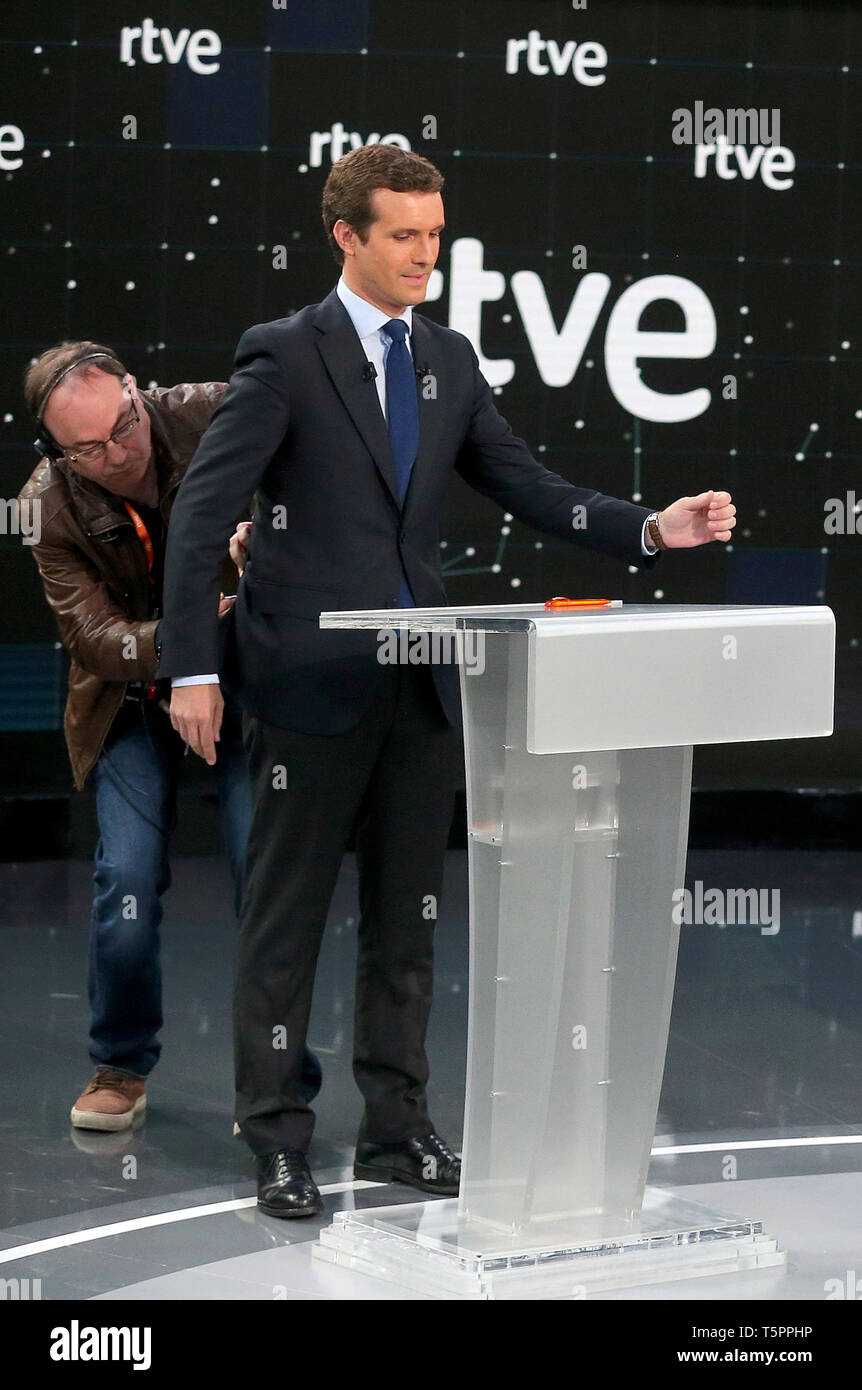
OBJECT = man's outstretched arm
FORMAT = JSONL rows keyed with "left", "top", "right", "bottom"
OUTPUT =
{"left": 454, "top": 341, "right": 735, "bottom": 560}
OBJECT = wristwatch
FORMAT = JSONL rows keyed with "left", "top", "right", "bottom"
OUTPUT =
{"left": 646, "top": 512, "right": 667, "bottom": 551}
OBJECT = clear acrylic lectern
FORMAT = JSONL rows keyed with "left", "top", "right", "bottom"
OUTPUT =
{"left": 312, "top": 602, "right": 835, "bottom": 1298}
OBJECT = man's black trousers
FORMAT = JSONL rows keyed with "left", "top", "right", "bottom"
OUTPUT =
{"left": 234, "top": 661, "right": 463, "bottom": 1156}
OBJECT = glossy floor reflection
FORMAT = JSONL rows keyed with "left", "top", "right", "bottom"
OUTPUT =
{"left": 1, "top": 846, "right": 861, "bottom": 1298}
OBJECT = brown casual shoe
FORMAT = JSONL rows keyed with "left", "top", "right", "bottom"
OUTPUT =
{"left": 70, "top": 1070, "right": 147, "bottom": 1132}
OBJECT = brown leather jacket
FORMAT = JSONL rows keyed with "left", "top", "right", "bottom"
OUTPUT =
{"left": 18, "top": 382, "right": 230, "bottom": 790}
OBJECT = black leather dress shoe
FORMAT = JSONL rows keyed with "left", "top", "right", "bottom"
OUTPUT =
{"left": 354, "top": 1132, "right": 461, "bottom": 1195}
{"left": 256, "top": 1150, "right": 323, "bottom": 1218}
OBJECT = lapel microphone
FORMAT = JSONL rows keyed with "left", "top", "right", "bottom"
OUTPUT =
{"left": 361, "top": 360, "right": 430, "bottom": 381}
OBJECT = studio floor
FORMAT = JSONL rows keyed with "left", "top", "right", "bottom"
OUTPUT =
{"left": 2, "top": 846, "right": 861, "bottom": 1301}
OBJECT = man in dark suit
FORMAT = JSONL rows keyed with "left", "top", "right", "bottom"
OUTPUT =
{"left": 157, "top": 144, "right": 736, "bottom": 1217}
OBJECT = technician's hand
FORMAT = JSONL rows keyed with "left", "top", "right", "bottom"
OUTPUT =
{"left": 230, "top": 520, "right": 252, "bottom": 576}
{"left": 657, "top": 490, "right": 736, "bottom": 547}
{"left": 170, "top": 683, "right": 224, "bottom": 766}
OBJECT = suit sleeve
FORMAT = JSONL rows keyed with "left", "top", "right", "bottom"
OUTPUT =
{"left": 453, "top": 341, "right": 658, "bottom": 568}
{"left": 157, "top": 326, "right": 290, "bottom": 679}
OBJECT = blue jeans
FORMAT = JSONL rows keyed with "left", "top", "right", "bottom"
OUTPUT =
{"left": 87, "top": 695, "right": 253, "bottom": 1077}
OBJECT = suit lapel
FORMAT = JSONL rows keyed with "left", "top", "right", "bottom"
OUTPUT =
{"left": 313, "top": 291, "right": 446, "bottom": 516}
{"left": 313, "top": 290, "right": 400, "bottom": 508}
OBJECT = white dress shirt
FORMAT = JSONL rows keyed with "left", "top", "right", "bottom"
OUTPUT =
{"left": 335, "top": 275, "right": 413, "bottom": 421}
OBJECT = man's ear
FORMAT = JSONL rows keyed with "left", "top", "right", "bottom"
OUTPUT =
{"left": 333, "top": 219, "right": 355, "bottom": 258}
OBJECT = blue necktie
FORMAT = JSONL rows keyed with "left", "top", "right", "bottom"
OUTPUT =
{"left": 381, "top": 318, "right": 417, "bottom": 609}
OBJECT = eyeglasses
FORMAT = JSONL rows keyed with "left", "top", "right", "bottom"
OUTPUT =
{"left": 62, "top": 391, "right": 141, "bottom": 464}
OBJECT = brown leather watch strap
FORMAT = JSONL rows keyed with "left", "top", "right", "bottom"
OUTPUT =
{"left": 647, "top": 512, "right": 667, "bottom": 551}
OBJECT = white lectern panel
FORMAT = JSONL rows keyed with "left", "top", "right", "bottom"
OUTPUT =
{"left": 526, "top": 605, "right": 834, "bottom": 753}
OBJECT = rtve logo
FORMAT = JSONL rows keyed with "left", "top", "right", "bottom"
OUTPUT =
{"left": 119, "top": 18, "right": 222, "bottom": 74}
{"left": 505, "top": 30, "right": 608, "bottom": 84}
{"left": 427, "top": 239, "right": 717, "bottom": 422}
{"left": 308, "top": 123, "right": 410, "bottom": 168}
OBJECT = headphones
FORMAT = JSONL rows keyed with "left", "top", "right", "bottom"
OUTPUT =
{"left": 32, "top": 350, "right": 127, "bottom": 461}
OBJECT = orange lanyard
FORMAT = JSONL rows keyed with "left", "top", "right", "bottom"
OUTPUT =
{"left": 124, "top": 501, "right": 160, "bottom": 700}
{"left": 123, "top": 501, "right": 155, "bottom": 577}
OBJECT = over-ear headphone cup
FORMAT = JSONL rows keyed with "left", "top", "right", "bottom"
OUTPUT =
{"left": 33, "top": 429, "right": 62, "bottom": 461}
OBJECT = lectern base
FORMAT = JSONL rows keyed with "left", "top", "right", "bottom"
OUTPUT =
{"left": 313, "top": 1188, "right": 785, "bottom": 1299}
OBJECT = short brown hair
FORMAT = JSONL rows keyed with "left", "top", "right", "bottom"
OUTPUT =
{"left": 321, "top": 144, "right": 444, "bottom": 266}
{"left": 24, "top": 341, "right": 127, "bottom": 420}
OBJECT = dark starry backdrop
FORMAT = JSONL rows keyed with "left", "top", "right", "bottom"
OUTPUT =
{"left": 0, "top": 0, "right": 860, "bottom": 791}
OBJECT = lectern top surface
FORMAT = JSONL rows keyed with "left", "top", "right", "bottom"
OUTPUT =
{"left": 320, "top": 601, "right": 833, "bottom": 633}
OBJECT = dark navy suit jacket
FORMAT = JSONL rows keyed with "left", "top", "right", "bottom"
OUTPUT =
{"left": 158, "top": 287, "right": 656, "bottom": 731}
